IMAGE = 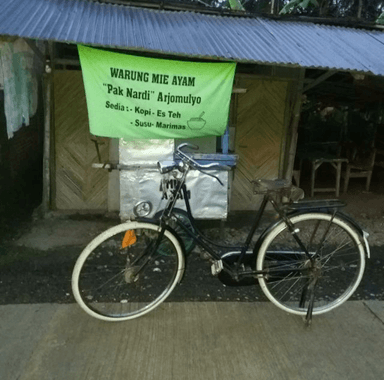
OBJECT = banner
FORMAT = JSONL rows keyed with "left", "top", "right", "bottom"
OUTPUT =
{"left": 78, "top": 45, "right": 236, "bottom": 139}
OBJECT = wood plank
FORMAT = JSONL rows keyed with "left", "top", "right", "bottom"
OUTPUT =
{"left": 54, "top": 71, "right": 109, "bottom": 210}
{"left": 231, "top": 78, "right": 289, "bottom": 210}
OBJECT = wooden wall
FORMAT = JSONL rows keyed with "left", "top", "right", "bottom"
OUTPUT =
{"left": 230, "top": 76, "right": 290, "bottom": 210}
{"left": 53, "top": 71, "right": 110, "bottom": 210}
{"left": 51, "top": 69, "right": 299, "bottom": 213}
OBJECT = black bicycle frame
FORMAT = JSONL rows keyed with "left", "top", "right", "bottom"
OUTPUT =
{"left": 157, "top": 176, "right": 286, "bottom": 279}
{"left": 154, "top": 167, "right": 324, "bottom": 280}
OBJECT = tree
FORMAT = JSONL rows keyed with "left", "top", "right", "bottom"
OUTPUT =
{"left": 376, "top": 11, "right": 384, "bottom": 24}
{"left": 325, "top": 0, "right": 384, "bottom": 20}
{"left": 138, "top": 0, "right": 384, "bottom": 21}
{"left": 228, "top": 0, "right": 245, "bottom": 11}
{"left": 279, "top": 0, "right": 319, "bottom": 15}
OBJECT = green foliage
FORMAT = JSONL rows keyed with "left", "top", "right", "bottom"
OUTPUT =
{"left": 279, "top": 0, "right": 319, "bottom": 15}
{"left": 376, "top": 11, "right": 384, "bottom": 24}
{"left": 133, "top": 0, "right": 384, "bottom": 21}
{"left": 228, "top": 0, "right": 245, "bottom": 11}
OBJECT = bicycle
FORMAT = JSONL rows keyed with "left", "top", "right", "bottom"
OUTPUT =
{"left": 72, "top": 143, "right": 370, "bottom": 324}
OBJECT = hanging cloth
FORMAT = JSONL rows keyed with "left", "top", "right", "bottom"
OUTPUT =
{"left": 0, "top": 38, "right": 40, "bottom": 139}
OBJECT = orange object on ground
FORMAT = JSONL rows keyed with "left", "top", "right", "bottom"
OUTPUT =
{"left": 122, "top": 230, "right": 137, "bottom": 248}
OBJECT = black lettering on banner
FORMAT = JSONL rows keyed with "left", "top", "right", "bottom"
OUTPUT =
{"left": 159, "top": 179, "right": 191, "bottom": 200}
{"left": 110, "top": 68, "right": 149, "bottom": 82}
{"left": 126, "top": 88, "right": 152, "bottom": 100}
{"left": 152, "top": 73, "right": 169, "bottom": 85}
{"left": 156, "top": 121, "right": 186, "bottom": 130}
{"left": 135, "top": 119, "right": 153, "bottom": 127}
{"left": 105, "top": 101, "right": 125, "bottom": 111}
{"left": 157, "top": 92, "right": 201, "bottom": 106}
{"left": 171, "top": 75, "right": 195, "bottom": 87}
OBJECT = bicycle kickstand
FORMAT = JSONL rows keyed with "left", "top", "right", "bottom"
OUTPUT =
{"left": 304, "top": 277, "right": 319, "bottom": 327}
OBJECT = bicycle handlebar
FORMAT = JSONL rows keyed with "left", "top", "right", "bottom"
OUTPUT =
{"left": 176, "top": 143, "right": 230, "bottom": 171}
{"left": 176, "top": 143, "right": 205, "bottom": 169}
{"left": 177, "top": 142, "right": 199, "bottom": 152}
{"left": 174, "top": 143, "right": 228, "bottom": 186}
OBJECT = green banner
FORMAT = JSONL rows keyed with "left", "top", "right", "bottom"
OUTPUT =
{"left": 78, "top": 45, "right": 236, "bottom": 140}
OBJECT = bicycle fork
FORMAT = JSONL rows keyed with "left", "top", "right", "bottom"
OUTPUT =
{"left": 123, "top": 227, "right": 168, "bottom": 282}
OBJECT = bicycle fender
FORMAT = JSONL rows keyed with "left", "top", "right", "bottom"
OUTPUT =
{"left": 332, "top": 211, "right": 370, "bottom": 259}
{"left": 160, "top": 224, "right": 189, "bottom": 283}
{"left": 253, "top": 218, "right": 285, "bottom": 256}
{"left": 136, "top": 216, "right": 188, "bottom": 253}
{"left": 291, "top": 210, "right": 370, "bottom": 258}
{"left": 253, "top": 211, "right": 370, "bottom": 259}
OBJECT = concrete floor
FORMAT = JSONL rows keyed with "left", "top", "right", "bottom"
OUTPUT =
{"left": 1, "top": 301, "right": 384, "bottom": 380}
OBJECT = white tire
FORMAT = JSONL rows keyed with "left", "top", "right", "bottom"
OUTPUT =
{"left": 257, "top": 213, "right": 365, "bottom": 316}
{"left": 72, "top": 221, "right": 184, "bottom": 321}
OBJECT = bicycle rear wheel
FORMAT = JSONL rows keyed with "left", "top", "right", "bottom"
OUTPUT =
{"left": 72, "top": 222, "right": 184, "bottom": 321}
{"left": 257, "top": 213, "right": 365, "bottom": 316}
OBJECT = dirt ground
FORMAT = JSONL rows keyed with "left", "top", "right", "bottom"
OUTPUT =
{"left": 11, "top": 173, "right": 384, "bottom": 250}
{"left": 0, "top": 174, "right": 383, "bottom": 305}
{"left": 299, "top": 172, "right": 384, "bottom": 246}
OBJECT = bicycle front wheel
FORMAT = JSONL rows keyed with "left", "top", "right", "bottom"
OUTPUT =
{"left": 154, "top": 208, "right": 196, "bottom": 254}
{"left": 257, "top": 213, "right": 365, "bottom": 316}
{"left": 72, "top": 222, "right": 184, "bottom": 321}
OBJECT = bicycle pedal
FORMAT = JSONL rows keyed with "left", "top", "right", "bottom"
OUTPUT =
{"left": 211, "top": 260, "right": 224, "bottom": 276}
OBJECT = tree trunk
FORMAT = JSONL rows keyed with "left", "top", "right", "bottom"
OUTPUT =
{"left": 357, "top": 0, "right": 363, "bottom": 19}
{"left": 319, "top": 0, "right": 328, "bottom": 16}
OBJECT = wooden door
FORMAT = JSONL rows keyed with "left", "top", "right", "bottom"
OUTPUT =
{"left": 54, "top": 71, "right": 109, "bottom": 210}
{"left": 231, "top": 78, "right": 289, "bottom": 210}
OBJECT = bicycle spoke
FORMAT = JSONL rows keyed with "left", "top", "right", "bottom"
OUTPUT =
{"left": 73, "top": 223, "right": 183, "bottom": 321}
{"left": 258, "top": 213, "right": 365, "bottom": 316}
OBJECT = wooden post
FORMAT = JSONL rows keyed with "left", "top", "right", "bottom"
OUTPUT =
{"left": 221, "top": 123, "right": 229, "bottom": 154}
{"left": 357, "top": 0, "right": 363, "bottom": 19}
{"left": 284, "top": 69, "right": 305, "bottom": 183}
{"left": 271, "top": 0, "right": 276, "bottom": 14}
{"left": 42, "top": 64, "right": 52, "bottom": 215}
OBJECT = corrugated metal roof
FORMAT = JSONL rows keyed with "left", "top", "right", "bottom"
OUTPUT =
{"left": 1, "top": 0, "right": 384, "bottom": 75}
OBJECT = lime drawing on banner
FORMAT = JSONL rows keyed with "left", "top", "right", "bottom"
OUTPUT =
{"left": 78, "top": 45, "right": 236, "bottom": 140}
{"left": 188, "top": 112, "right": 206, "bottom": 130}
